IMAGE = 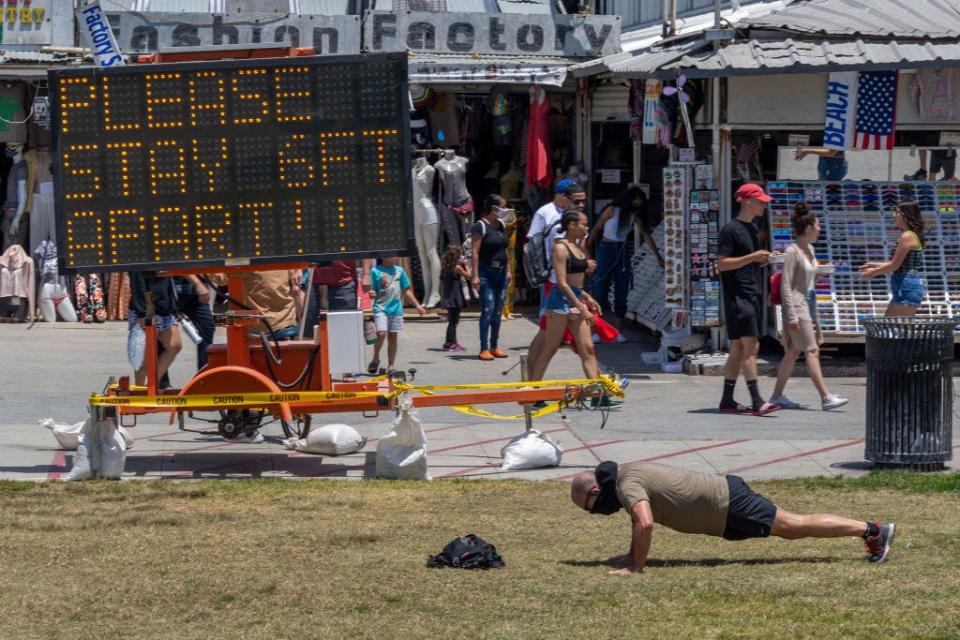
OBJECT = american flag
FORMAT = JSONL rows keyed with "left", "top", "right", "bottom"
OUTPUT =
{"left": 854, "top": 71, "right": 898, "bottom": 150}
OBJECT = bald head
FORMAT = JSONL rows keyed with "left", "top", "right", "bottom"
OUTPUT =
{"left": 570, "top": 471, "right": 597, "bottom": 510}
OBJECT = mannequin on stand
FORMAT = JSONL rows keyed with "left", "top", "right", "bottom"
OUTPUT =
{"left": 3, "top": 143, "right": 28, "bottom": 251}
{"left": 34, "top": 238, "right": 77, "bottom": 322}
{"left": 436, "top": 149, "right": 472, "bottom": 249}
{"left": 413, "top": 156, "right": 442, "bottom": 308}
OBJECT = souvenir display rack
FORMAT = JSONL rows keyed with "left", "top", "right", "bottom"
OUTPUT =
{"left": 662, "top": 166, "right": 687, "bottom": 309}
{"left": 767, "top": 180, "right": 959, "bottom": 337}
{"left": 688, "top": 189, "right": 720, "bottom": 327}
{"left": 626, "top": 225, "right": 671, "bottom": 331}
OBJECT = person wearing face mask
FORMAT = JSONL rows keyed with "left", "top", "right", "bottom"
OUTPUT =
{"left": 570, "top": 461, "right": 897, "bottom": 575}
{"left": 471, "top": 194, "right": 511, "bottom": 361}
{"left": 769, "top": 202, "right": 848, "bottom": 411}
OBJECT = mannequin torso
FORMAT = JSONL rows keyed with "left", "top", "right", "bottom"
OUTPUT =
{"left": 435, "top": 150, "right": 470, "bottom": 206}
{"left": 412, "top": 158, "right": 438, "bottom": 226}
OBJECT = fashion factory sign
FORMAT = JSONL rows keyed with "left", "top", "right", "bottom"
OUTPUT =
{"left": 365, "top": 12, "right": 620, "bottom": 57}
{"left": 49, "top": 53, "right": 413, "bottom": 273}
{"left": 107, "top": 11, "right": 361, "bottom": 54}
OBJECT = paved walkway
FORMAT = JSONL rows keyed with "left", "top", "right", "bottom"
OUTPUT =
{"left": 0, "top": 317, "right": 955, "bottom": 481}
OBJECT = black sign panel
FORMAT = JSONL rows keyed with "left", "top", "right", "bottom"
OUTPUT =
{"left": 50, "top": 53, "right": 412, "bottom": 273}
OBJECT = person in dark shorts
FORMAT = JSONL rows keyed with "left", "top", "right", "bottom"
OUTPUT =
{"left": 571, "top": 461, "right": 897, "bottom": 574}
{"left": 717, "top": 183, "right": 779, "bottom": 416}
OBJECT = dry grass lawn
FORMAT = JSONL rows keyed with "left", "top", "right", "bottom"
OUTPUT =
{"left": 0, "top": 473, "right": 958, "bottom": 640}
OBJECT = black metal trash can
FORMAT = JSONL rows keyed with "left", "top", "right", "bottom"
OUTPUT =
{"left": 863, "top": 318, "right": 955, "bottom": 470}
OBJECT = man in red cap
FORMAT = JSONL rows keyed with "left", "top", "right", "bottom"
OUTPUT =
{"left": 716, "top": 183, "right": 779, "bottom": 416}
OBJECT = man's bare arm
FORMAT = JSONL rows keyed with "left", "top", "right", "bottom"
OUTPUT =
{"left": 610, "top": 500, "right": 654, "bottom": 575}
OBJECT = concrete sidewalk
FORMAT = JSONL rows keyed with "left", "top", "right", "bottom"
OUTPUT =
{"left": 0, "top": 316, "right": 955, "bottom": 481}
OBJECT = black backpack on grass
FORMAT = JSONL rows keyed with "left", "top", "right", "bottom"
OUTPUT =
{"left": 427, "top": 534, "right": 505, "bottom": 570}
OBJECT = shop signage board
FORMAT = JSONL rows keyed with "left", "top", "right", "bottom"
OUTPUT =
{"left": 365, "top": 12, "right": 620, "bottom": 58}
{"left": 107, "top": 12, "right": 361, "bottom": 54}
{"left": 50, "top": 53, "right": 413, "bottom": 273}
{"left": 77, "top": 1, "right": 124, "bottom": 68}
{"left": 0, "top": 0, "right": 51, "bottom": 45}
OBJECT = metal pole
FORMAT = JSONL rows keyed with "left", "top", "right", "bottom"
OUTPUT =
{"left": 520, "top": 354, "right": 533, "bottom": 430}
{"left": 714, "top": 0, "right": 722, "bottom": 29}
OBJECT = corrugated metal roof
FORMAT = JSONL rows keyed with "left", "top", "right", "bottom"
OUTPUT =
{"left": 407, "top": 51, "right": 576, "bottom": 85}
{"left": 571, "top": 0, "right": 786, "bottom": 77}
{"left": 0, "top": 50, "right": 69, "bottom": 63}
{"left": 571, "top": 37, "right": 706, "bottom": 77}
{"left": 497, "top": 0, "right": 554, "bottom": 14}
{"left": 663, "top": 38, "right": 960, "bottom": 77}
{"left": 745, "top": 0, "right": 960, "bottom": 39}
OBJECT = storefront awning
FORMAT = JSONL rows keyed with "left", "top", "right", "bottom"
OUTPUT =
{"left": 662, "top": 38, "right": 960, "bottom": 78}
{"left": 407, "top": 53, "right": 575, "bottom": 87}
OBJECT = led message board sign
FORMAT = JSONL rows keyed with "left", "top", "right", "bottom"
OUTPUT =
{"left": 50, "top": 53, "right": 412, "bottom": 273}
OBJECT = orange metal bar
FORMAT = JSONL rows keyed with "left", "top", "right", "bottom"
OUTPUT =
{"left": 317, "top": 313, "right": 331, "bottom": 390}
{"left": 160, "top": 263, "right": 309, "bottom": 277}
{"left": 226, "top": 273, "right": 252, "bottom": 368}
{"left": 144, "top": 318, "right": 159, "bottom": 398}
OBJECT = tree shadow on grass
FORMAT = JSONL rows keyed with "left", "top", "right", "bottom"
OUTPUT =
{"left": 563, "top": 555, "right": 837, "bottom": 569}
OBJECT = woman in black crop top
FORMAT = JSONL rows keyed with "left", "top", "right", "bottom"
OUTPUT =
{"left": 530, "top": 209, "right": 601, "bottom": 382}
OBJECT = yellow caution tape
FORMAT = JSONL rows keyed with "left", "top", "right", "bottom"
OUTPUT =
{"left": 444, "top": 402, "right": 563, "bottom": 420}
{"left": 416, "top": 387, "right": 566, "bottom": 420}
{"left": 91, "top": 375, "right": 622, "bottom": 413}
{"left": 394, "top": 374, "right": 624, "bottom": 398}
{"left": 88, "top": 389, "right": 386, "bottom": 409}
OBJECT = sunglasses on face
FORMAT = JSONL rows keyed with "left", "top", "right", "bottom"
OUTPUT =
{"left": 570, "top": 198, "right": 586, "bottom": 205}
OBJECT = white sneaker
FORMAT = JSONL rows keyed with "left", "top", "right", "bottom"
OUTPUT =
{"left": 591, "top": 333, "right": 601, "bottom": 344}
{"left": 616, "top": 333, "right": 627, "bottom": 343}
{"left": 822, "top": 394, "right": 849, "bottom": 411}
{"left": 231, "top": 430, "right": 265, "bottom": 444}
{"left": 770, "top": 395, "right": 801, "bottom": 409}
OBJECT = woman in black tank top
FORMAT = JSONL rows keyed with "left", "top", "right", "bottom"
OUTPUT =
{"left": 530, "top": 209, "right": 602, "bottom": 383}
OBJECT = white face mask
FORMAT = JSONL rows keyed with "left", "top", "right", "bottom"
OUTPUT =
{"left": 495, "top": 206, "right": 514, "bottom": 220}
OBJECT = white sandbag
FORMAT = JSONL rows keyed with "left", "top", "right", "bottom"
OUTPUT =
{"left": 282, "top": 423, "right": 366, "bottom": 455}
{"left": 118, "top": 425, "right": 135, "bottom": 450}
{"left": 64, "top": 417, "right": 95, "bottom": 481}
{"left": 98, "top": 421, "right": 127, "bottom": 480}
{"left": 376, "top": 398, "right": 430, "bottom": 480}
{"left": 64, "top": 412, "right": 127, "bottom": 481}
{"left": 39, "top": 418, "right": 85, "bottom": 450}
{"left": 500, "top": 429, "right": 563, "bottom": 470}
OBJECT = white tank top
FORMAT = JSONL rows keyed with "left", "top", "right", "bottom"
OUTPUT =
{"left": 602, "top": 207, "right": 631, "bottom": 242}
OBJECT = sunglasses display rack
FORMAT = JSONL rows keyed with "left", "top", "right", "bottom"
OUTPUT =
{"left": 663, "top": 167, "right": 687, "bottom": 309}
{"left": 689, "top": 189, "right": 721, "bottom": 327}
{"left": 626, "top": 225, "right": 672, "bottom": 332}
{"left": 768, "top": 180, "right": 960, "bottom": 336}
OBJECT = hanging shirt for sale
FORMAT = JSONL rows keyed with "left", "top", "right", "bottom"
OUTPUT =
{"left": 525, "top": 87, "right": 552, "bottom": 190}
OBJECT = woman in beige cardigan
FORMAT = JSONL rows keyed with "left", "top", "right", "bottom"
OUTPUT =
{"left": 770, "top": 203, "right": 848, "bottom": 411}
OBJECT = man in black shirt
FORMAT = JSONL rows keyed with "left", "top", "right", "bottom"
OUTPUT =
{"left": 717, "top": 183, "right": 778, "bottom": 416}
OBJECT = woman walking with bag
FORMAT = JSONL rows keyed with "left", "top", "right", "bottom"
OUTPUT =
{"left": 530, "top": 209, "right": 601, "bottom": 384}
{"left": 471, "top": 194, "right": 511, "bottom": 361}
{"left": 770, "top": 202, "right": 848, "bottom": 411}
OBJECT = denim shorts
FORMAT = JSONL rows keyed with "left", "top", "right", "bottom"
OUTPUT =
{"left": 544, "top": 285, "right": 582, "bottom": 315}
{"left": 890, "top": 272, "right": 924, "bottom": 307}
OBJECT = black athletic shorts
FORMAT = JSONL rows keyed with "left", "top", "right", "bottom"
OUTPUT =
{"left": 724, "top": 295, "right": 762, "bottom": 340}
{"left": 722, "top": 475, "right": 777, "bottom": 540}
